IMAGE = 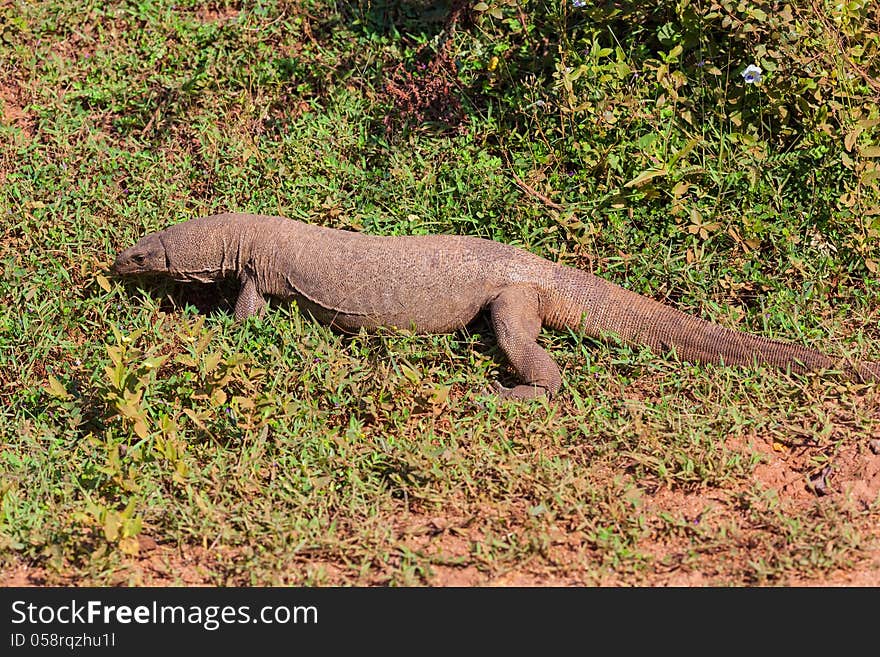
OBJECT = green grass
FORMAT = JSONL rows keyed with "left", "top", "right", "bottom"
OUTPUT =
{"left": 2, "top": 0, "right": 880, "bottom": 585}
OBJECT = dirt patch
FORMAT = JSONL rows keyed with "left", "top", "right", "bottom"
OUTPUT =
{"left": 730, "top": 432, "right": 816, "bottom": 500}
{"left": 788, "top": 545, "right": 880, "bottom": 585}
{"left": 1, "top": 563, "right": 50, "bottom": 587}
{"left": 4, "top": 486, "right": 880, "bottom": 588}
{"left": 828, "top": 438, "right": 880, "bottom": 511}
{"left": 4, "top": 395, "right": 880, "bottom": 588}
{"left": 194, "top": 4, "right": 241, "bottom": 23}
{"left": 1, "top": 539, "right": 232, "bottom": 588}
{"left": 0, "top": 79, "right": 33, "bottom": 136}
{"left": 732, "top": 422, "right": 880, "bottom": 507}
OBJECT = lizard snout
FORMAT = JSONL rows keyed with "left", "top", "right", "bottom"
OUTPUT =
{"left": 110, "top": 250, "right": 136, "bottom": 275}
{"left": 110, "top": 236, "right": 165, "bottom": 275}
{"left": 110, "top": 253, "right": 123, "bottom": 274}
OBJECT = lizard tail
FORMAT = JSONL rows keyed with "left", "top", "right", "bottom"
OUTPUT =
{"left": 542, "top": 266, "right": 880, "bottom": 380}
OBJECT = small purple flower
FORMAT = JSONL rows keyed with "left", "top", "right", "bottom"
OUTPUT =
{"left": 741, "top": 64, "right": 762, "bottom": 84}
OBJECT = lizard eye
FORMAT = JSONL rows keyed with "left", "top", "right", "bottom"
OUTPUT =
{"left": 132, "top": 254, "right": 146, "bottom": 265}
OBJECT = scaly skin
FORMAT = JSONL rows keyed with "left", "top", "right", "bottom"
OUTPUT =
{"left": 112, "top": 213, "right": 880, "bottom": 398}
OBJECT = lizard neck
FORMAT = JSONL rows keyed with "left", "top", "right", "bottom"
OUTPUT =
{"left": 241, "top": 217, "right": 326, "bottom": 297}
{"left": 164, "top": 213, "right": 258, "bottom": 283}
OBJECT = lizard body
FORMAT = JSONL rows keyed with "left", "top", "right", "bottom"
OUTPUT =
{"left": 112, "top": 213, "right": 880, "bottom": 397}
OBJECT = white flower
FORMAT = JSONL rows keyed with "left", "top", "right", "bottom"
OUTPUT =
{"left": 572, "top": 0, "right": 586, "bottom": 6}
{"left": 741, "top": 64, "right": 762, "bottom": 84}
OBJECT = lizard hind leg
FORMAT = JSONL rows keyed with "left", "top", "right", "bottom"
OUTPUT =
{"left": 489, "top": 286, "right": 562, "bottom": 399}
{"left": 234, "top": 270, "right": 267, "bottom": 321}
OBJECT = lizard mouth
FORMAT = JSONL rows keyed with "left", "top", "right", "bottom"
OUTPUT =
{"left": 110, "top": 257, "right": 131, "bottom": 275}
{"left": 111, "top": 254, "right": 140, "bottom": 275}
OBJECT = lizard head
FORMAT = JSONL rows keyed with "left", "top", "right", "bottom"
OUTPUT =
{"left": 112, "top": 232, "right": 169, "bottom": 276}
{"left": 113, "top": 216, "right": 236, "bottom": 283}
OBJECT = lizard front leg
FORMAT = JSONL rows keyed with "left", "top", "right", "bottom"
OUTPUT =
{"left": 489, "top": 286, "right": 562, "bottom": 399}
{"left": 234, "top": 267, "right": 267, "bottom": 320}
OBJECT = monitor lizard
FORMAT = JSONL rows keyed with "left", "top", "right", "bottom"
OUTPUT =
{"left": 112, "top": 213, "right": 880, "bottom": 398}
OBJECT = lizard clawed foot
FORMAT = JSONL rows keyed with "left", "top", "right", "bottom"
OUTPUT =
{"left": 481, "top": 380, "right": 551, "bottom": 401}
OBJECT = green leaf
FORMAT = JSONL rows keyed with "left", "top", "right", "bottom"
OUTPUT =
{"left": 45, "top": 375, "right": 70, "bottom": 400}
{"left": 133, "top": 417, "right": 149, "bottom": 439}
{"left": 624, "top": 168, "right": 668, "bottom": 187}
{"left": 667, "top": 137, "right": 701, "bottom": 169}
{"left": 103, "top": 511, "right": 122, "bottom": 542}
{"left": 203, "top": 351, "right": 223, "bottom": 374}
